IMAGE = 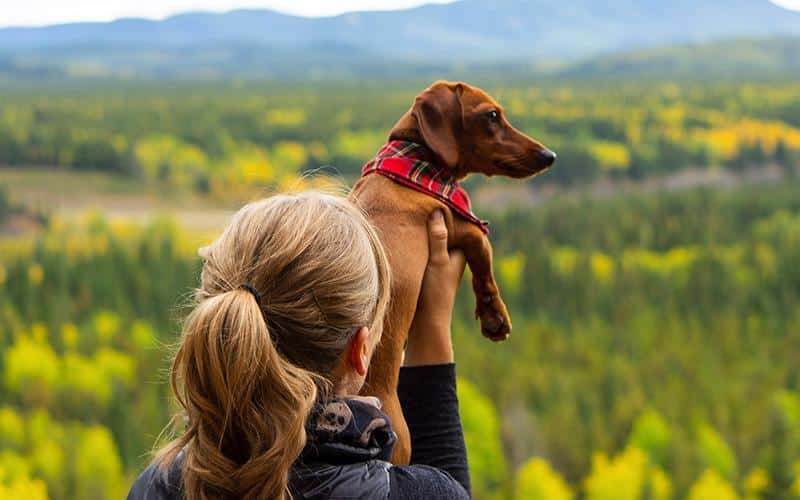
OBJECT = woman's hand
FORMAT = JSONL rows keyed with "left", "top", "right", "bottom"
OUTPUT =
{"left": 404, "top": 210, "right": 467, "bottom": 366}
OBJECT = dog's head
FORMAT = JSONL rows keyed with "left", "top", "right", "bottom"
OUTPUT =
{"left": 390, "top": 80, "right": 555, "bottom": 179}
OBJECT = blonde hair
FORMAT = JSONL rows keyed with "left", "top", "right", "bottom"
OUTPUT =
{"left": 156, "top": 192, "right": 391, "bottom": 500}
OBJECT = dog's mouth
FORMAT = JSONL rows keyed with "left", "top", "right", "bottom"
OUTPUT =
{"left": 496, "top": 160, "right": 553, "bottom": 178}
{"left": 495, "top": 149, "right": 556, "bottom": 178}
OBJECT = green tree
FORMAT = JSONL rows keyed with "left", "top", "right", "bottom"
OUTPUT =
{"left": 628, "top": 409, "right": 672, "bottom": 468}
{"left": 458, "top": 378, "right": 508, "bottom": 500}
{"left": 696, "top": 424, "right": 738, "bottom": 480}
{"left": 762, "top": 391, "right": 800, "bottom": 500}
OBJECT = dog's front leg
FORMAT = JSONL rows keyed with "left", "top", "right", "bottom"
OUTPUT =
{"left": 459, "top": 226, "right": 511, "bottom": 341}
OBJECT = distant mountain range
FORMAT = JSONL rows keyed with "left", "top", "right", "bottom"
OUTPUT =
{"left": 559, "top": 37, "right": 800, "bottom": 79}
{"left": 1, "top": 0, "right": 799, "bottom": 80}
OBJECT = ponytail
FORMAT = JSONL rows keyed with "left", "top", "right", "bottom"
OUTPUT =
{"left": 159, "top": 288, "right": 319, "bottom": 499}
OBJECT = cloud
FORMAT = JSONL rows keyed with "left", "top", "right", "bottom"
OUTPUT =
{"left": 2, "top": 0, "right": 457, "bottom": 28}
{"left": 769, "top": 0, "right": 800, "bottom": 11}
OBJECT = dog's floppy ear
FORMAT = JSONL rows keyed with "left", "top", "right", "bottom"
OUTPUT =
{"left": 412, "top": 82, "right": 463, "bottom": 169}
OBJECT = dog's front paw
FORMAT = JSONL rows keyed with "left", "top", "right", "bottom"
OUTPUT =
{"left": 476, "top": 294, "right": 512, "bottom": 341}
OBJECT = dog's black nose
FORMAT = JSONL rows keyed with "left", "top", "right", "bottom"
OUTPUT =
{"left": 538, "top": 149, "right": 557, "bottom": 167}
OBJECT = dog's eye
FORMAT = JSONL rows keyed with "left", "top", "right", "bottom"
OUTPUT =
{"left": 487, "top": 110, "right": 500, "bottom": 122}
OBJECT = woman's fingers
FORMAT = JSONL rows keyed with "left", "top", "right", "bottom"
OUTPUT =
{"left": 427, "top": 210, "right": 449, "bottom": 266}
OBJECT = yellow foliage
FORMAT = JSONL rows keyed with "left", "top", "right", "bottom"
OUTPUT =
{"left": 698, "top": 128, "right": 736, "bottom": 161}
{"left": 0, "top": 239, "right": 35, "bottom": 260}
{"left": 0, "top": 451, "right": 31, "bottom": 483}
{"left": 220, "top": 145, "right": 276, "bottom": 188}
{"left": 622, "top": 247, "right": 697, "bottom": 276}
{"left": 0, "top": 408, "right": 25, "bottom": 451}
{"left": 92, "top": 310, "right": 120, "bottom": 344}
{"left": 626, "top": 122, "right": 643, "bottom": 145}
{"left": 583, "top": 445, "right": 674, "bottom": 500}
{"left": 687, "top": 470, "right": 739, "bottom": 500}
{"left": 131, "top": 320, "right": 156, "bottom": 350}
{"left": 588, "top": 141, "right": 631, "bottom": 170}
{"left": 658, "top": 106, "right": 686, "bottom": 129}
{"left": 584, "top": 447, "right": 647, "bottom": 500}
{"left": 4, "top": 338, "right": 59, "bottom": 405}
{"left": 743, "top": 467, "right": 769, "bottom": 498}
{"left": 29, "top": 440, "right": 64, "bottom": 498}
{"left": 507, "top": 97, "right": 528, "bottom": 116}
{"left": 0, "top": 474, "right": 49, "bottom": 500}
{"left": 650, "top": 467, "right": 673, "bottom": 500}
{"left": 74, "top": 426, "right": 125, "bottom": 500}
{"left": 30, "top": 323, "right": 47, "bottom": 343}
{"left": 91, "top": 234, "right": 108, "bottom": 255}
{"left": 334, "top": 129, "right": 386, "bottom": 160}
{"left": 26, "top": 410, "right": 64, "bottom": 451}
{"left": 515, "top": 457, "right": 573, "bottom": 500}
{"left": 696, "top": 118, "right": 800, "bottom": 162}
{"left": 27, "top": 264, "right": 43, "bottom": 286}
{"left": 551, "top": 247, "right": 580, "bottom": 276}
{"left": 498, "top": 253, "right": 525, "bottom": 294}
{"left": 60, "top": 353, "right": 112, "bottom": 409}
{"left": 0, "top": 265, "right": 6, "bottom": 286}
{"left": 590, "top": 252, "right": 615, "bottom": 284}
{"left": 793, "top": 461, "right": 800, "bottom": 496}
{"left": 271, "top": 141, "right": 308, "bottom": 179}
{"left": 753, "top": 244, "right": 777, "bottom": 277}
{"left": 95, "top": 348, "right": 135, "bottom": 388}
{"left": 60, "top": 323, "right": 79, "bottom": 350}
{"left": 263, "top": 108, "right": 306, "bottom": 127}
{"left": 133, "top": 134, "right": 209, "bottom": 188}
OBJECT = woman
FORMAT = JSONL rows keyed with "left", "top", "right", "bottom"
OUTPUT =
{"left": 128, "top": 192, "right": 471, "bottom": 499}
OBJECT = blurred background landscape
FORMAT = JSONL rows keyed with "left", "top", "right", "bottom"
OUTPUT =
{"left": 1, "top": 1, "right": 800, "bottom": 499}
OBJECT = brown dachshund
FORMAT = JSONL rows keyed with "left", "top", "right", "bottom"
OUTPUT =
{"left": 350, "top": 81, "right": 555, "bottom": 464}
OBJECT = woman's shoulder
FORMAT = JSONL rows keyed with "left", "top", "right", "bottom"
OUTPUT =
{"left": 291, "top": 459, "right": 392, "bottom": 499}
{"left": 127, "top": 456, "right": 183, "bottom": 500}
{"left": 290, "top": 460, "right": 469, "bottom": 500}
{"left": 127, "top": 454, "right": 470, "bottom": 500}
{"left": 389, "top": 464, "right": 471, "bottom": 500}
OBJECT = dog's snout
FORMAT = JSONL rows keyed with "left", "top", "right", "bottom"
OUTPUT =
{"left": 538, "top": 149, "right": 557, "bottom": 167}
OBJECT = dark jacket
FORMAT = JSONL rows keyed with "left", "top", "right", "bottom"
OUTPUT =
{"left": 128, "top": 364, "right": 471, "bottom": 500}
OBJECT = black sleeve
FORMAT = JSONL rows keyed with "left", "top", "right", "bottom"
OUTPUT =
{"left": 396, "top": 363, "right": 471, "bottom": 497}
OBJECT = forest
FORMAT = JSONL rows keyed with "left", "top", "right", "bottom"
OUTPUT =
{"left": 1, "top": 79, "right": 799, "bottom": 500}
{"left": 1, "top": 81, "right": 799, "bottom": 192}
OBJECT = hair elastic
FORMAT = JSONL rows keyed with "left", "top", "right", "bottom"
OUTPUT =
{"left": 238, "top": 284, "right": 262, "bottom": 305}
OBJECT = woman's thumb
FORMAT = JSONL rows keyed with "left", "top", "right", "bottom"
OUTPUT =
{"left": 428, "top": 210, "right": 449, "bottom": 263}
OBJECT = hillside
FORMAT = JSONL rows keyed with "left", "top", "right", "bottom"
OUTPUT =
{"left": 3, "top": 36, "right": 800, "bottom": 82}
{"left": 559, "top": 37, "right": 800, "bottom": 79}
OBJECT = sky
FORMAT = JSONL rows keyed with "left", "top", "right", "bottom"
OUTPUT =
{"left": 1, "top": 0, "right": 457, "bottom": 28}
{"left": 1, "top": 0, "right": 798, "bottom": 28}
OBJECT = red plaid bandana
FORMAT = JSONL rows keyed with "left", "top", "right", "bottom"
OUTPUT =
{"left": 361, "top": 141, "right": 489, "bottom": 234}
